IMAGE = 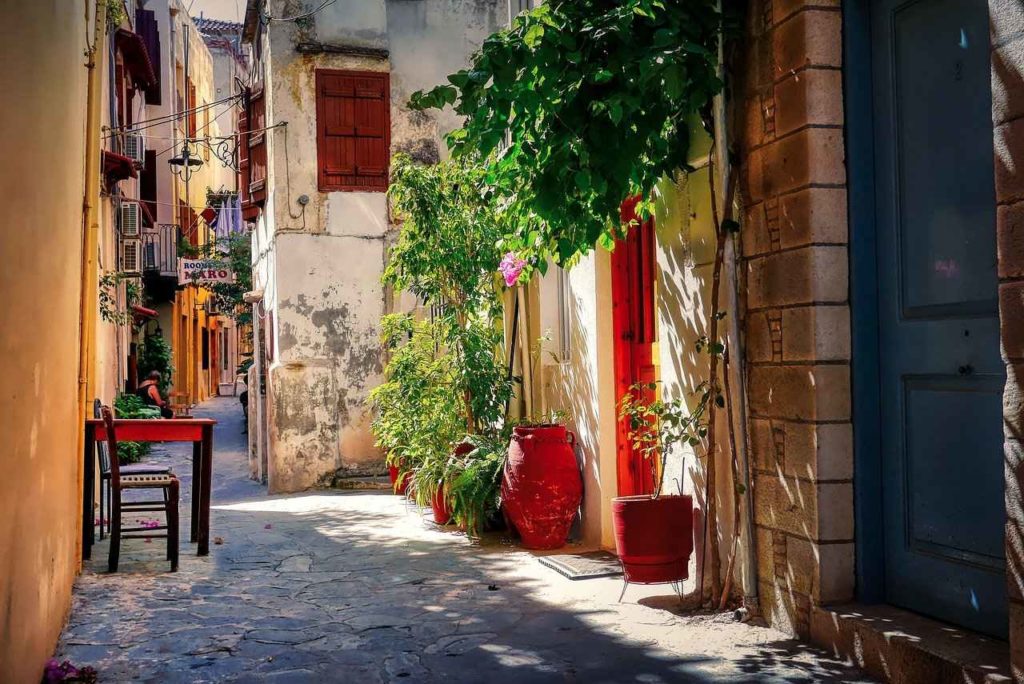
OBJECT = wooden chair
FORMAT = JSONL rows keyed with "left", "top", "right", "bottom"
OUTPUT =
{"left": 100, "top": 406, "right": 180, "bottom": 572}
{"left": 94, "top": 399, "right": 171, "bottom": 540}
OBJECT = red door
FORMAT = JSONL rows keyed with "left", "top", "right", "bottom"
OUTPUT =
{"left": 612, "top": 196, "right": 657, "bottom": 497}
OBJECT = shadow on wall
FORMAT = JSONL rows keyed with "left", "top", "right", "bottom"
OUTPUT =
{"left": 655, "top": 168, "right": 738, "bottom": 594}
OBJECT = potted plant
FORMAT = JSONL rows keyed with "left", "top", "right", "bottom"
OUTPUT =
{"left": 446, "top": 433, "right": 508, "bottom": 537}
{"left": 614, "top": 378, "right": 715, "bottom": 585}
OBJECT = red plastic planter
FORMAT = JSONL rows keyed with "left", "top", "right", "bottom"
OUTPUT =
{"left": 612, "top": 494, "right": 694, "bottom": 584}
{"left": 431, "top": 486, "right": 451, "bottom": 524}
{"left": 388, "top": 465, "right": 411, "bottom": 495}
{"left": 501, "top": 425, "right": 582, "bottom": 550}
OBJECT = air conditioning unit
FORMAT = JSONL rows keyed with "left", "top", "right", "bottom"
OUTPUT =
{"left": 121, "top": 239, "right": 143, "bottom": 275}
{"left": 119, "top": 200, "right": 140, "bottom": 237}
{"left": 123, "top": 133, "right": 145, "bottom": 165}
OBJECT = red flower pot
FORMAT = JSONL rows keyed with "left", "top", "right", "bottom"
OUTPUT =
{"left": 388, "top": 465, "right": 411, "bottom": 495}
{"left": 501, "top": 425, "right": 582, "bottom": 550}
{"left": 612, "top": 494, "right": 694, "bottom": 584}
{"left": 431, "top": 486, "right": 451, "bottom": 524}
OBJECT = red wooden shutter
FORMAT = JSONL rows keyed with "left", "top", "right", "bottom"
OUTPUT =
{"left": 248, "top": 86, "right": 267, "bottom": 204}
{"left": 238, "top": 90, "right": 256, "bottom": 219}
{"left": 187, "top": 80, "right": 197, "bottom": 138}
{"left": 316, "top": 70, "right": 389, "bottom": 192}
{"left": 141, "top": 150, "right": 157, "bottom": 225}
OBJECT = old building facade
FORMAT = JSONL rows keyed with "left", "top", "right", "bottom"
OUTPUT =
{"left": 241, "top": 0, "right": 505, "bottom": 492}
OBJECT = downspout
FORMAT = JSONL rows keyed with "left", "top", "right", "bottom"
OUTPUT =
{"left": 77, "top": 0, "right": 106, "bottom": 563}
{"left": 712, "top": 5, "right": 759, "bottom": 615}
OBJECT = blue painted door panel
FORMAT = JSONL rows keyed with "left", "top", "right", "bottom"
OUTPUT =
{"left": 871, "top": 0, "right": 1006, "bottom": 637}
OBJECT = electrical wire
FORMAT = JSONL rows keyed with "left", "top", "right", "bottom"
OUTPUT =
{"left": 104, "top": 94, "right": 242, "bottom": 136}
{"left": 268, "top": 0, "right": 338, "bottom": 22}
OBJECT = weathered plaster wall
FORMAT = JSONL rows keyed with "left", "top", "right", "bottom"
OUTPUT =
{"left": 0, "top": 4, "right": 88, "bottom": 681}
{"left": 254, "top": 0, "right": 502, "bottom": 492}
{"left": 990, "top": 0, "right": 1024, "bottom": 675}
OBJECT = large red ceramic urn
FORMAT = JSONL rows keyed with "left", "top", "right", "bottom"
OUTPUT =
{"left": 501, "top": 425, "right": 582, "bottom": 549}
{"left": 612, "top": 494, "right": 694, "bottom": 584}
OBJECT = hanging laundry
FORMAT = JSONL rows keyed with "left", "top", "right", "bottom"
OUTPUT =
{"left": 232, "top": 195, "right": 244, "bottom": 234}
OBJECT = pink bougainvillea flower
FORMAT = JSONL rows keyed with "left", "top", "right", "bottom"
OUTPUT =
{"left": 499, "top": 252, "right": 527, "bottom": 287}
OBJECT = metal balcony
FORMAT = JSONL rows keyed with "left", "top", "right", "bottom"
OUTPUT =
{"left": 142, "top": 223, "right": 178, "bottom": 277}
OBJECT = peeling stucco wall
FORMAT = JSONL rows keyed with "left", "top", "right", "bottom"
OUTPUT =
{"left": 253, "top": 0, "right": 503, "bottom": 492}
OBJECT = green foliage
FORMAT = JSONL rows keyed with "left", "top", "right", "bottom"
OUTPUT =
{"left": 211, "top": 232, "right": 254, "bottom": 325}
{"left": 411, "top": 0, "right": 724, "bottom": 266}
{"left": 618, "top": 336, "right": 724, "bottom": 497}
{"left": 384, "top": 154, "right": 512, "bottom": 434}
{"left": 113, "top": 393, "right": 159, "bottom": 464}
{"left": 446, "top": 433, "right": 508, "bottom": 537}
{"left": 370, "top": 155, "right": 514, "bottom": 512}
{"left": 369, "top": 315, "right": 464, "bottom": 504}
{"left": 137, "top": 334, "right": 173, "bottom": 395}
{"left": 98, "top": 271, "right": 142, "bottom": 327}
{"left": 105, "top": 0, "right": 126, "bottom": 30}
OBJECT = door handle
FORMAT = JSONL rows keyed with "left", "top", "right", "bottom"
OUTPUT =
{"left": 957, "top": 364, "right": 974, "bottom": 376}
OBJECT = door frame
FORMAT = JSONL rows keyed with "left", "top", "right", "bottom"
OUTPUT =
{"left": 844, "top": 0, "right": 886, "bottom": 603}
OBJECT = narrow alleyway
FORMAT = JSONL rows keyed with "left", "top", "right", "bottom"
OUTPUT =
{"left": 57, "top": 398, "right": 872, "bottom": 683}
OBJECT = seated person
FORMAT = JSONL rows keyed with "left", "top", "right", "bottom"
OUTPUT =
{"left": 137, "top": 371, "right": 174, "bottom": 419}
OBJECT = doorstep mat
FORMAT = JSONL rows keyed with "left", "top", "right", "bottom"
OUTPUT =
{"left": 539, "top": 551, "right": 623, "bottom": 580}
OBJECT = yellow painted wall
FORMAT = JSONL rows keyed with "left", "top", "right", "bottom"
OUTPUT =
{"left": 168, "top": 4, "right": 223, "bottom": 406}
{"left": 535, "top": 120, "right": 740, "bottom": 576}
{"left": 0, "top": 4, "right": 90, "bottom": 681}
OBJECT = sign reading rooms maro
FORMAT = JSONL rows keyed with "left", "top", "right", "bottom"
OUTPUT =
{"left": 178, "top": 258, "right": 234, "bottom": 284}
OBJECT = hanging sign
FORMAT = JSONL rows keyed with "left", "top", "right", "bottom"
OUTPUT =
{"left": 178, "top": 258, "right": 234, "bottom": 284}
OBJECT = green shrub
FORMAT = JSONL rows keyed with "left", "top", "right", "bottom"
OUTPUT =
{"left": 138, "top": 334, "right": 173, "bottom": 395}
{"left": 112, "top": 393, "right": 158, "bottom": 464}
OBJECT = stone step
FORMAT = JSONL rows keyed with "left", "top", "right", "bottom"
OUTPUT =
{"left": 810, "top": 603, "right": 1011, "bottom": 683}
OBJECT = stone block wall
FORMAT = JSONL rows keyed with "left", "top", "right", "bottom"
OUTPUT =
{"left": 737, "top": 0, "right": 855, "bottom": 636}
{"left": 991, "top": 0, "right": 1024, "bottom": 676}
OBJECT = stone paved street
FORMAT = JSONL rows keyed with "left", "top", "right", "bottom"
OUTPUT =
{"left": 57, "top": 398, "right": 872, "bottom": 683}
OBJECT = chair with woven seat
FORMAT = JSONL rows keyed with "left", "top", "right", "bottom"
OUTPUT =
{"left": 100, "top": 405, "right": 180, "bottom": 572}
{"left": 94, "top": 399, "right": 171, "bottom": 540}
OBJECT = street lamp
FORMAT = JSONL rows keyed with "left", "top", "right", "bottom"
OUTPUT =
{"left": 168, "top": 141, "right": 203, "bottom": 181}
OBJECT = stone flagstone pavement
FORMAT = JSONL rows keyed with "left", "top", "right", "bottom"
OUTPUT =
{"left": 56, "top": 397, "right": 873, "bottom": 683}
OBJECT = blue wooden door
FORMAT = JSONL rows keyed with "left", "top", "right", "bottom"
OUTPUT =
{"left": 870, "top": 0, "right": 1006, "bottom": 637}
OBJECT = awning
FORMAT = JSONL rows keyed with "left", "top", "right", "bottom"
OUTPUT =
{"left": 103, "top": 150, "right": 137, "bottom": 184}
{"left": 115, "top": 28, "right": 158, "bottom": 91}
{"left": 131, "top": 305, "right": 158, "bottom": 324}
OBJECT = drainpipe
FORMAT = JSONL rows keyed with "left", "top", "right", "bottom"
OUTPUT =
{"left": 712, "top": 5, "right": 759, "bottom": 615}
{"left": 76, "top": 0, "right": 106, "bottom": 563}
{"left": 244, "top": 288, "right": 265, "bottom": 483}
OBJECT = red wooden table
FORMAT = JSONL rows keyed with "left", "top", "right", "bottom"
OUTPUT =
{"left": 82, "top": 418, "right": 216, "bottom": 560}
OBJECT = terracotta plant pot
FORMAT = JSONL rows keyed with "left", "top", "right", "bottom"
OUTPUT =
{"left": 501, "top": 425, "right": 582, "bottom": 550}
{"left": 612, "top": 494, "right": 694, "bottom": 584}
{"left": 388, "top": 464, "right": 411, "bottom": 495}
{"left": 431, "top": 486, "right": 452, "bottom": 524}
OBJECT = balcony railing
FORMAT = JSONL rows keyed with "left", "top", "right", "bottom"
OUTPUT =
{"left": 142, "top": 223, "right": 178, "bottom": 277}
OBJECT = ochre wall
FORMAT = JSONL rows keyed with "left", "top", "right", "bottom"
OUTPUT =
{"left": 0, "top": 3, "right": 89, "bottom": 682}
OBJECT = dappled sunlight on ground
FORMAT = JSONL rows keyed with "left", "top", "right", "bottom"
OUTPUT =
{"left": 57, "top": 397, "right": 873, "bottom": 683}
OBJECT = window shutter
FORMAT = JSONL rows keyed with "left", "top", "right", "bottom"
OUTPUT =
{"left": 316, "top": 70, "right": 389, "bottom": 192}
{"left": 187, "top": 80, "right": 197, "bottom": 138}
{"left": 141, "top": 150, "right": 157, "bottom": 225}
{"left": 248, "top": 86, "right": 267, "bottom": 204}
{"left": 238, "top": 91, "right": 256, "bottom": 219}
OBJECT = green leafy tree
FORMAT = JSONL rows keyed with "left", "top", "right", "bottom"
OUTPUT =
{"left": 411, "top": 0, "right": 724, "bottom": 267}
{"left": 210, "top": 232, "right": 254, "bottom": 325}
{"left": 137, "top": 334, "right": 173, "bottom": 395}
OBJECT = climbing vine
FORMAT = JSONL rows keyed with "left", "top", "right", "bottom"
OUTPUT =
{"left": 411, "top": 0, "right": 724, "bottom": 269}
{"left": 98, "top": 271, "right": 141, "bottom": 327}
